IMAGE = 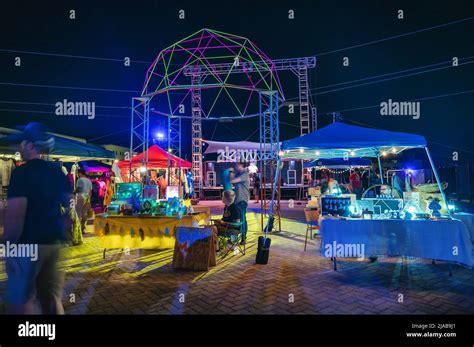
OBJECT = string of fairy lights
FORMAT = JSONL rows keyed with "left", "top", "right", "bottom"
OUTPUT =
{"left": 280, "top": 146, "right": 404, "bottom": 159}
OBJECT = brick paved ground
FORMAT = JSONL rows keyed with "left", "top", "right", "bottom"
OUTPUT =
{"left": 1, "top": 201, "right": 473, "bottom": 315}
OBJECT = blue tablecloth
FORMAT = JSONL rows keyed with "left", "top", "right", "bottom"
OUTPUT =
{"left": 320, "top": 217, "right": 473, "bottom": 268}
{"left": 453, "top": 213, "right": 474, "bottom": 241}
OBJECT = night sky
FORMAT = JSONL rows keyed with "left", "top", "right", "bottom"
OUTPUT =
{"left": 0, "top": 0, "right": 473, "bottom": 164}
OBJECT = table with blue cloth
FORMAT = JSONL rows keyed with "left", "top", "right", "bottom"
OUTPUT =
{"left": 320, "top": 217, "right": 473, "bottom": 272}
{"left": 453, "top": 212, "right": 474, "bottom": 241}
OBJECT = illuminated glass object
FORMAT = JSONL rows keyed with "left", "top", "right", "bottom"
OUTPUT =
{"left": 116, "top": 183, "right": 142, "bottom": 212}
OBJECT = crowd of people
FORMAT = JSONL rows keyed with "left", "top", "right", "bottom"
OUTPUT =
{"left": 315, "top": 168, "right": 384, "bottom": 198}
{"left": 314, "top": 166, "right": 409, "bottom": 199}
{"left": 1, "top": 122, "right": 410, "bottom": 315}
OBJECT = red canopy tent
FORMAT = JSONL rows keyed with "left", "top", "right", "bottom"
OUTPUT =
{"left": 118, "top": 144, "right": 191, "bottom": 170}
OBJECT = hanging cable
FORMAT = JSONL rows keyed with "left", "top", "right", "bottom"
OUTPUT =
{"left": 315, "top": 15, "right": 474, "bottom": 57}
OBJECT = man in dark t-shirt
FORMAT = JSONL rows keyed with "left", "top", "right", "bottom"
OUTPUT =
{"left": 4, "top": 122, "right": 72, "bottom": 314}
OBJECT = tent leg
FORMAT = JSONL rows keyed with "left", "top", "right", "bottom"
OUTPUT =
{"left": 377, "top": 155, "right": 384, "bottom": 184}
{"left": 424, "top": 146, "right": 451, "bottom": 217}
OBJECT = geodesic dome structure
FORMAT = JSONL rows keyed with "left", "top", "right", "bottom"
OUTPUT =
{"left": 141, "top": 28, "right": 284, "bottom": 118}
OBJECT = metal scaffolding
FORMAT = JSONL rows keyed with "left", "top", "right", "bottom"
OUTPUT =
{"left": 183, "top": 56, "right": 317, "bottom": 200}
{"left": 259, "top": 91, "right": 281, "bottom": 233}
{"left": 184, "top": 56, "right": 316, "bottom": 136}
{"left": 167, "top": 112, "right": 182, "bottom": 184}
{"left": 287, "top": 58, "right": 317, "bottom": 136}
{"left": 191, "top": 71, "right": 203, "bottom": 198}
{"left": 297, "top": 67, "right": 310, "bottom": 135}
{"left": 134, "top": 30, "right": 317, "bottom": 205}
{"left": 129, "top": 96, "right": 150, "bottom": 181}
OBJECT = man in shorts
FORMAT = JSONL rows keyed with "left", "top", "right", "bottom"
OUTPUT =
{"left": 4, "top": 122, "right": 72, "bottom": 314}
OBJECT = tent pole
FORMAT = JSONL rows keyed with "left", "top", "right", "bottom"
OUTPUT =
{"left": 425, "top": 146, "right": 451, "bottom": 217}
{"left": 377, "top": 154, "right": 384, "bottom": 184}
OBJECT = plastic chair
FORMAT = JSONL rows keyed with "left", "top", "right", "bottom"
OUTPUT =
{"left": 304, "top": 209, "right": 320, "bottom": 251}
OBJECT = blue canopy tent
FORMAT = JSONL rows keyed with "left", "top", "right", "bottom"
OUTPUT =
{"left": 0, "top": 133, "right": 115, "bottom": 161}
{"left": 49, "top": 136, "right": 115, "bottom": 160}
{"left": 276, "top": 122, "right": 449, "bottom": 219}
{"left": 281, "top": 122, "right": 427, "bottom": 158}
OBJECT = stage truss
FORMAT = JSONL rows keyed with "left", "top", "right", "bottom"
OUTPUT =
{"left": 259, "top": 91, "right": 281, "bottom": 233}
{"left": 129, "top": 28, "right": 317, "bottom": 233}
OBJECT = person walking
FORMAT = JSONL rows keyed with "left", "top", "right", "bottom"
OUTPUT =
{"left": 75, "top": 168, "right": 92, "bottom": 234}
{"left": 4, "top": 122, "right": 72, "bottom": 314}
{"left": 230, "top": 162, "right": 250, "bottom": 245}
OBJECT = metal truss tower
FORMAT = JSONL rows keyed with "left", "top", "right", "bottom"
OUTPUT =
{"left": 167, "top": 113, "right": 182, "bottom": 183}
{"left": 184, "top": 56, "right": 316, "bottom": 136}
{"left": 191, "top": 71, "right": 203, "bottom": 198}
{"left": 259, "top": 91, "right": 281, "bottom": 234}
{"left": 286, "top": 57, "right": 316, "bottom": 136}
{"left": 129, "top": 97, "right": 150, "bottom": 181}
{"left": 297, "top": 66, "right": 310, "bottom": 135}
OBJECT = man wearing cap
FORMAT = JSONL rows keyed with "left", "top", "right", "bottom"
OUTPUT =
{"left": 3, "top": 122, "right": 72, "bottom": 314}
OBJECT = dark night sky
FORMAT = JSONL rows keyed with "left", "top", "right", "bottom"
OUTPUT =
{"left": 0, "top": 0, "right": 473, "bottom": 164}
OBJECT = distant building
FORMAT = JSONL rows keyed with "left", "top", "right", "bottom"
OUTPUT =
{"left": 102, "top": 144, "right": 129, "bottom": 161}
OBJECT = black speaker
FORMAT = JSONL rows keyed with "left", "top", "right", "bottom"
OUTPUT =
{"left": 256, "top": 236, "right": 271, "bottom": 264}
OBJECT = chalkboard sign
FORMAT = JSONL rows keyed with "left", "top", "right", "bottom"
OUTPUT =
{"left": 172, "top": 226, "right": 216, "bottom": 271}
{"left": 321, "top": 196, "right": 352, "bottom": 216}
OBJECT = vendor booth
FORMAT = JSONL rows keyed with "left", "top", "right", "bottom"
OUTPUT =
{"left": 96, "top": 169, "right": 209, "bottom": 257}
{"left": 77, "top": 160, "right": 113, "bottom": 212}
{"left": 280, "top": 122, "right": 473, "bottom": 272}
{"left": 118, "top": 144, "right": 192, "bottom": 198}
{"left": 304, "top": 157, "right": 372, "bottom": 197}
{"left": 94, "top": 209, "right": 210, "bottom": 257}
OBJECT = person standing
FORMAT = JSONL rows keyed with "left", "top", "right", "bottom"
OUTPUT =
{"left": 360, "top": 169, "right": 369, "bottom": 191}
{"left": 75, "top": 168, "right": 92, "bottom": 234}
{"left": 349, "top": 168, "right": 362, "bottom": 198}
{"left": 230, "top": 162, "right": 250, "bottom": 245}
{"left": 4, "top": 122, "right": 72, "bottom": 314}
{"left": 391, "top": 172, "right": 403, "bottom": 197}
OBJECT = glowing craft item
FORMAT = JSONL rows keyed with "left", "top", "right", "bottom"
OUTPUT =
{"left": 166, "top": 186, "right": 180, "bottom": 199}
